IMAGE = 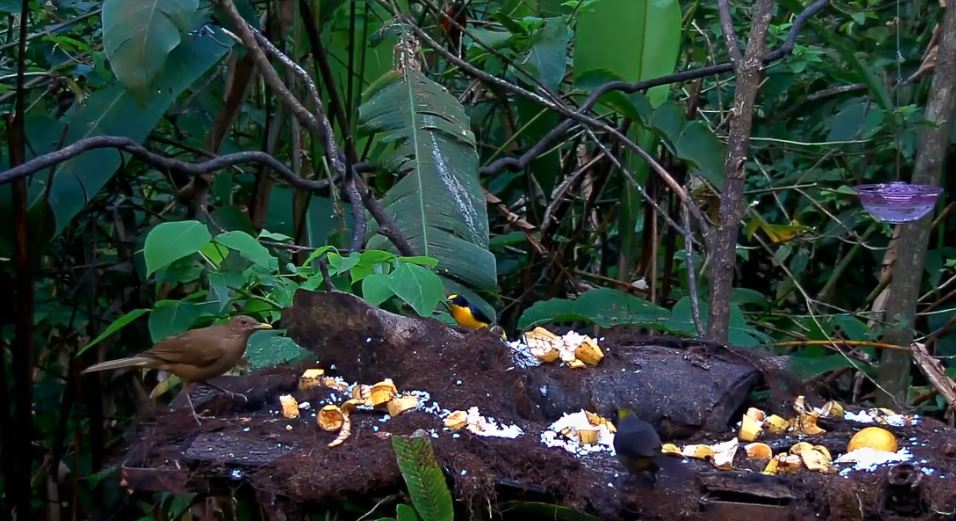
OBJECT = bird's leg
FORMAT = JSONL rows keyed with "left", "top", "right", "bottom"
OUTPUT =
{"left": 203, "top": 381, "right": 248, "bottom": 403}
{"left": 180, "top": 383, "right": 204, "bottom": 426}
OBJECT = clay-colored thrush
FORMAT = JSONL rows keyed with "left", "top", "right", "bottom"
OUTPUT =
{"left": 83, "top": 315, "right": 272, "bottom": 424}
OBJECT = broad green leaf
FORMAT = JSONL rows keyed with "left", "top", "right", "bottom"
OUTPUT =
{"left": 327, "top": 252, "right": 362, "bottom": 276}
{"left": 391, "top": 435, "right": 454, "bottom": 521}
{"left": 360, "top": 69, "right": 496, "bottom": 291}
{"left": 362, "top": 273, "right": 394, "bottom": 307}
{"left": 573, "top": 0, "right": 681, "bottom": 106}
{"left": 387, "top": 263, "right": 444, "bottom": 317}
{"left": 522, "top": 17, "right": 570, "bottom": 92}
{"left": 144, "top": 220, "right": 211, "bottom": 276}
{"left": 199, "top": 242, "right": 229, "bottom": 268}
{"left": 675, "top": 121, "right": 725, "bottom": 190}
{"left": 518, "top": 287, "right": 669, "bottom": 329}
{"left": 29, "top": 30, "right": 232, "bottom": 235}
{"left": 102, "top": 0, "right": 200, "bottom": 91}
{"left": 215, "top": 231, "right": 277, "bottom": 269}
{"left": 76, "top": 308, "right": 151, "bottom": 357}
{"left": 245, "top": 332, "right": 310, "bottom": 369}
{"left": 395, "top": 504, "right": 421, "bottom": 521}
{"left": 148, "top": 300, "right": 205, "bottom": 342}
{"left": 350, "top": 250, "right": 397, "bottom": 283}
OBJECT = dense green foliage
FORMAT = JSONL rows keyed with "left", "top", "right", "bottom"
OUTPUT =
{"left": 0, "top": 0, "right": 954, "bottom": 519}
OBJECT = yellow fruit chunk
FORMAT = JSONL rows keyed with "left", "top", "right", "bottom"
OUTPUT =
{"left": 574, "top": 338, "right": 604, "bottom": 366}
{"left": 764, "top": 414, "right": 790, "bottom": 434}
{"left": 662, "top": 443, "right": 681, "bottom": 456}
{"left": 746, "top": 407, "right": 767, "bottom": 421}
{"left": 682, "top": 444, "right": 716, "bottom": 461}
{"left": 279, "top": 394, "right": 300, "bottom": 419}
{"left": 739, "top": 413, "right": 763, "bottom": 442}
{"left": 577, "top": 427, "right": 599, "bottom": 445}
{"left": 318, "top": 405, "right": 345, "bottom": 431}
{"left": 370, "top": 379, "right": 398, "bottom": 407}
{"left": 847, "top": 427, "right": 898, "bottom": 453}
{"left": 386, "top": 395, "right": 419, "bottom": 417}
{"left": 298, "top": 369, "right": 326, "bottom": 390}
{"left": 444, "top": 410, "right": 468, "bottom": 430}
{"left": 745, "top": 442, "right": 773, "bottom": 460}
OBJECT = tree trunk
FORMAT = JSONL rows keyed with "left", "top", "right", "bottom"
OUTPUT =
{"left": 876, "top": 3, "right": 956, "bottom": 407}
{"left": 707, "top": 0, "right": 775, "bottom": 342}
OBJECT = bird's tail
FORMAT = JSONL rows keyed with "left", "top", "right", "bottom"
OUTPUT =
{"left": 82, "top": 356, "right": 153, "bottom": 374}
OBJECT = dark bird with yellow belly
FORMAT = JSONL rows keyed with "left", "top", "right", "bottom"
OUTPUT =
{"left": 446, "top": 293, "right": 493, "bottom": 330}
{"left": 83, "top": 315, "right": 272, "bottom": 425}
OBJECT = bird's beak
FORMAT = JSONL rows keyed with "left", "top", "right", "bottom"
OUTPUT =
{"left": 257, "top": 323, "right": 273, "bottom": 330}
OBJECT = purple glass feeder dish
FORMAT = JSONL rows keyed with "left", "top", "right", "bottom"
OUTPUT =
{"left": 853, "top": 181, "right": 942, "bottom": 224}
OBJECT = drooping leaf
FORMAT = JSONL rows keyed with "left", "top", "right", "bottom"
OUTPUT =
{"left": 522, "top": 17, "right": 570, "bottom": 92}
{"left": 391, "top": 434, "right": 454, "bottom": 521}
{"left": 76, "top": 308, "right": 151, "bottom": 357}
{"left": 28, "top": 29, "right": 232, "bottom": 235}
{"left": 144, "top": 220, "right": 211, "bottom": 276}
{"left": 214, "top": 231, "right": 277, "bottom": 270}
{"left": 360, "top": 69, "right": 496, "bottom": 292}
{"left": 102, "top": 0, "right": 200, "bottom": 91}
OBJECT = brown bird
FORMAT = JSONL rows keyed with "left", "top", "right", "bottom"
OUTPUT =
{"left": 83, "top": 315, "right": 272, "bottom": 425}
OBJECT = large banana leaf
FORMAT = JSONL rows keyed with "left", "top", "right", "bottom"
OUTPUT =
{"left": 360, "top": 69, "right": 496, "bottom": 291}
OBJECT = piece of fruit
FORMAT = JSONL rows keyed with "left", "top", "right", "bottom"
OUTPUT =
{"left": 386, "top": 395, "right": 419, "bottom": 417}
{"left": 298, "top": 369, "right": 326, "bottom": 390}
{"left": 574, "top": 337, "right": 604, "bottom": 366}
{"left": 444, "top": 410, "right": 468, "bottom": 430}
{"left": 279, "top": 394, "right": 300, "bottom": 419}
{"left": 847, "top": 426, "right": 898, "bottom": 453}
{"left": 764, "top": 414, "right": 790, "bottom": 434}
{"left": 318, "top": 405, "right": 345, "bottom": 431}
{"left": 745, "top": 442, "right": 773, "bottom": 460}
{"left": 369, "top": 379, "right": 398, "bottom": 407}
{"left": 739, "top": 413, "right": 763, "bottom": 442}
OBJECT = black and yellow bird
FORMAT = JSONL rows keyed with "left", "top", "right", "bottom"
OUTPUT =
{"left": 446, "top": 293, "right": 493, "bottom": 330}
{"left": 614, "top": 408, "right": 662, "bottom": 472}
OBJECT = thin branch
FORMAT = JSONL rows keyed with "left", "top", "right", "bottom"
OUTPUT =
{"left": 0, "top": 135, "right": 329, "bottom": 189}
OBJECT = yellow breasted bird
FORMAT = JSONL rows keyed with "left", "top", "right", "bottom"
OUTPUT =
{"left": 446, "top": 293, "right": 493, "bottom": 330}
{"left": 613, "top": 408, "right": 664, "bottom": 483}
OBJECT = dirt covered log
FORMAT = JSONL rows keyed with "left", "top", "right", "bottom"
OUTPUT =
{"left": 119, "top": 290, "right": 956, "bottom": 520}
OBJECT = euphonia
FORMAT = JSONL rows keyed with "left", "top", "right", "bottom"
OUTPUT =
{"left": 613, "top": 408, "right": 664, "bottom": 483}
{"left": 446, "top": 293, "right": 493, "bottom": 330}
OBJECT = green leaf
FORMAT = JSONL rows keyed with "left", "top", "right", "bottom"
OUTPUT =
{"left": 387, "top": 263, "right": 444, "bottom": 317}
{"left": 215, "top": 231, "right": 277, "bottom": 269}
{"left": 350, "top": 250, "right": 397, "bottom": 283}
{"left": 148, "top": 300, "right": 205, "bottom": 342}
{"left": 208, "top": 271, "right": 245, "bottom": 312}
{"left": 245, "top": 332, "right": 310, "bottom": 369}
{"left": 102, "top": 0, "right": 200, "bottom": 91}
{"left": 144, "top": 220, "right": 211, "bottom": 276}
{"left": 391, "top": 435, "right": 453, "bottom": 521}
{"left": 522, "top": 17, "right": 570, "bottom": 92}
{"left": 327, "top": 252, "right": 362, "bottom": 277}
{"left": 395, "top": 504, "right": 422, "bottom": 521}
{"left": 573, "top": 0, "right": 681, "bottom": 106}
{"left": 0, "top": 0, "right": 20, "bottom": 12}
{"left": 76, "top": 308, "right": 151, "bottom": 357}
{"left": 362, "top": 273, "right": 394, "bottom": 307}
{"left": 518, "top": 287, "right": 669, "bottom": 329}
{"left": 29, "top": 29, "right": 232, "bottom": 236}
{"left": 360, "top": 69, "right": 496, "bottom": 291}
